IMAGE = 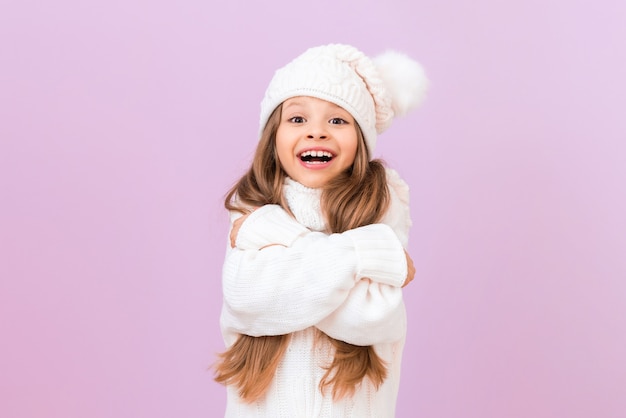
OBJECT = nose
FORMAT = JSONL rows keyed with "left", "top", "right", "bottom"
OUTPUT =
{"left": 306, "top": 121, "right": 328, "bottom": 140}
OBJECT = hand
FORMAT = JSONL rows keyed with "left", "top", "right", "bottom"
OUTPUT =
{"left": 402, "top": 250, "right": 415, "bottom": 288}
{"left": 230, "top": 210, "right": 255, "bottom": 248}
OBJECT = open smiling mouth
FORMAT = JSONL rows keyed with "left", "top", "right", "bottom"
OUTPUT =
{"left": 299, "top": 150, "right": 334, "bottom": 164}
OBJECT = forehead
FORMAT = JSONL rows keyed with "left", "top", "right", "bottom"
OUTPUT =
{"left": 282, "top": 96, "right": 349, "bottom": 112}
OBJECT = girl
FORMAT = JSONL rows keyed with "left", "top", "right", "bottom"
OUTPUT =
{"left": 214, "top": 44, "right": 428, "bottom": 417}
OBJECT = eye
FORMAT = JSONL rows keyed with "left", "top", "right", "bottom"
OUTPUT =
{"left": 288, "top": 116, "right": 305, "bottom": 123}
{"left": 329, "top": 118, "right": 348, "bottom": 125}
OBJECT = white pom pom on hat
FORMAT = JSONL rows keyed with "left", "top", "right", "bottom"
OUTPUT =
{"left": 373, "top": 50, "right": 429, "bottom": 118}
{"left": 259, "top": 43, "right": 429, "bottom": 157}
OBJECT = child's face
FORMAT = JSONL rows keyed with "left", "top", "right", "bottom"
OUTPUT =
{"left": 275, "top": 96, "right": 359, "bottom": 189}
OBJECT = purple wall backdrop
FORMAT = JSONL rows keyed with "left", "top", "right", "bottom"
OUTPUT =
{"left": 1, "top": 1, "right": 625, "bottom": 417}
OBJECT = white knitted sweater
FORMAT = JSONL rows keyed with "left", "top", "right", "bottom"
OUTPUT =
{"left": 220, "top": 168, "right": 412, "bottom": 418}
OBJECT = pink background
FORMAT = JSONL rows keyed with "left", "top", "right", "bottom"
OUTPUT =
{"left": 1, "top": 1, "right": 625, "bottom": 417}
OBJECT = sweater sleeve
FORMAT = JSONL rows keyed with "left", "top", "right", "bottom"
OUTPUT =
{"left": 220, "top": 222, "right": 407, "bottom": 342}
{"left": 315, "top": 167, "right": 413, "bottom": 345}
{"left": 232, "top": 204, "right": 407, "bottom": 286}
{"left": 316, "top": 279, "right": 407, "bottom": 345}
{"left": 234, "top": 205, "right": 309, "bottom": 249}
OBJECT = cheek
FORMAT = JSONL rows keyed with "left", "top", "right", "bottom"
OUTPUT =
{"left": 274, "top": 131, "right": 288, "bottom": 156}
{"left": 274, "top": 136, "right": 292, "bottom": 168}
{"left": 343, "top": 134, "right": 359, "bottom": 164}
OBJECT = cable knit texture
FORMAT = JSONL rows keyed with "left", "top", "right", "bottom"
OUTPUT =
{"left": 220, "top": 168, "right": 412, "bottom": 417}
{"left": 259, "top": 44, "right": 428, "bottom": 157}
{"left": 284, "top": 177, "right": 327, "bottom": 232}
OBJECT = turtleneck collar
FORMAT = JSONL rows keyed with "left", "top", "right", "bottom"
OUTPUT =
{"left": 283, "top": 177, "right": 328, "bottom": 232}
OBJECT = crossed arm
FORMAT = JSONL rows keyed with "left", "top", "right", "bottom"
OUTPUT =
{"left": 221, "top": 204, "right": 414, "bottom": 346}
{"left": 221, "top": 167, "right": 415, "bottom": 346}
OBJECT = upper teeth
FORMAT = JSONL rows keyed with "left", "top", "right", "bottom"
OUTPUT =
{"left": 301, "top": 150, "right": 332, "bottom": 158}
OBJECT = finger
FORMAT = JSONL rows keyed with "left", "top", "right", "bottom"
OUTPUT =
{"left": 229, "top": 224, "right": 240, "bottom": 248}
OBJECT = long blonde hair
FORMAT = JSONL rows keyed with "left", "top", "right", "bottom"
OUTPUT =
{"left": 214, "top": 104, "right": 391, "bottom": 401}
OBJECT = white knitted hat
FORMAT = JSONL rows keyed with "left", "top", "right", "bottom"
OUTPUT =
{"left": 259, "top": 43, "right": 429, "bottom": 157}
